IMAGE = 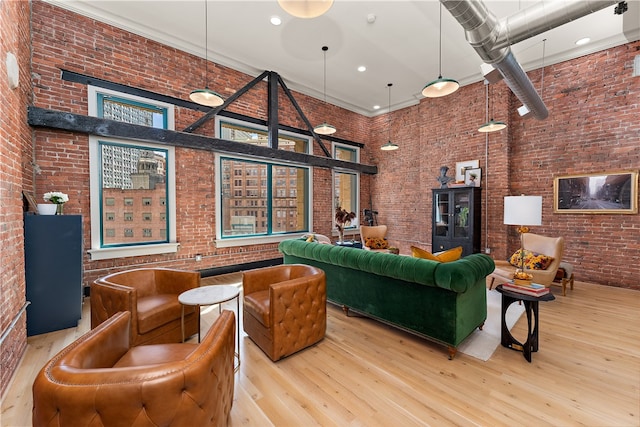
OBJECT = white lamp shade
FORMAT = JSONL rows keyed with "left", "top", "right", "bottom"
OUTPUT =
{"left": 504, "top": 196, "right": 542, "bottom": 226}
{"left": 277, "top": 0, "right": 333, "bottom": 18}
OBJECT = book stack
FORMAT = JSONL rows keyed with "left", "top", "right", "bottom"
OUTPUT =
{"left": 502, "top": 282, "right": 550, "bottom": 297}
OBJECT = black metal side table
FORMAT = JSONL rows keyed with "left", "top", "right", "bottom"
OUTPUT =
{"left": 495, "top": 284, "right": 555, "bottom": 362}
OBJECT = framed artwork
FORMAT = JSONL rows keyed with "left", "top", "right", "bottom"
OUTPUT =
{"left": 554, "top": 170, "right": 638, "bottom": 214}
{"left": 22, "top": 190, "right": 38, "bottom": 212}
{"left": 455, "top": 160, "right": 479, "bottom": 182}
{"left": 464, "top": 167, "right": 481, "bottom": 187}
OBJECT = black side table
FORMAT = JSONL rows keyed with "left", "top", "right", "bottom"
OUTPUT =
{"left": 495, "top": 284, "right": 555, "bottom": 362}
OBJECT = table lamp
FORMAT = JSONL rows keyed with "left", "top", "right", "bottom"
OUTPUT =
{"left": 504, "top": 195, "right": 542, "bottom": 273}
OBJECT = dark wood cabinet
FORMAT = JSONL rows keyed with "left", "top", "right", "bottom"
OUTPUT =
{"left": 24, "top": 214, "right": 83, "bottom": 336}
{"left": 432, "top": 187, "right": 481, "bottom": 257}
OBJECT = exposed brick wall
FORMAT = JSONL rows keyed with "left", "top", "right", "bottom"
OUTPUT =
{"left": 0, "top": 0, "right": 32, "bottom": 398}
{"left": 370, "top": 44, "right": 639, "bottom": 289}
{"left": 29, "top": 1, "right": 371, "bottom": 289}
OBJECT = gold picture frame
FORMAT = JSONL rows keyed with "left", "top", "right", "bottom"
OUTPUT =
{"left": 554, "top": 170, "right": 638, "bottom": 214}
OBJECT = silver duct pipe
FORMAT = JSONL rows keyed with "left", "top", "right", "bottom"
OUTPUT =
{"left": 495, "top": 1, "right": 619, "bottom": 49}
{"left": 442, "top": 0, "right": 618, "bottom": 120}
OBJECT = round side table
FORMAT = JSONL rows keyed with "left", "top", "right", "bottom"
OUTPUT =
{"left": 179, "top": 285, "right": 241, "bottom": 371}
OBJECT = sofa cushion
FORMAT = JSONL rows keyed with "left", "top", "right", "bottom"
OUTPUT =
{"left": 365, "top": 237, "right": 389, "bottom": 249}
{"left": 137, "top": 295, "right": 182, "bottom": 334}
{"left": 411, "top": 246, "right": 462, "bottom": 263}
{"left": 508, "top": 249, "right": 554, "bottom": 270}
{"left": 243, "top": 290, "right": 271, "bottom": 327}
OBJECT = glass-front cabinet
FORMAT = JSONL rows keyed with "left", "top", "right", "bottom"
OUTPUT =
{"left": 432, "top": 187, "right": 481, "bottom": 256}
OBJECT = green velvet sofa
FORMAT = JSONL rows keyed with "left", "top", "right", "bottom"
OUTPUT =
{"left": 278, "top": 239, "right": 495, "bottom": 359}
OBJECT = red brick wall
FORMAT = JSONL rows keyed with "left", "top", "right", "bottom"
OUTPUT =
{"left": 370, "top": 44, "right": 640, "bottom": 289}
{"left": 1, "top": 0, "right": 32, "bottom": 398}
{"left": 29, "top": 2, "right": 639, "bottom": 291}
{"left": 29, "top": 1, "right": 371, "bottom": 288}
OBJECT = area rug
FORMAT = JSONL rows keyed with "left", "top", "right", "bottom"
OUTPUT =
{"left": 457, "top": 288, "right": 525, "bottom": 361}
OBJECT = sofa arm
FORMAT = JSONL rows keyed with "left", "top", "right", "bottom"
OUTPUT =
{"left": 90, "top": 281, "right": 136, "bottom": 330}
{"left": 434, "top": 254, "right": 495, "bottom": 292}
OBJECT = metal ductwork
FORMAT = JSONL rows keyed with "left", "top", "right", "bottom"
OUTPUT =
{"left": 442, "top": 0, "right": 619, "bottom": 120}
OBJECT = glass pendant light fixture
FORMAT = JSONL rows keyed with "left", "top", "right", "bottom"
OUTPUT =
{"left": 190, "top": 0, "right": 224, "bottom": 107}
{"left": 314, "top": 46, "right": 337, "bottom": 135}
{"left": 422, "top": 3, "right": 459, "bottom": 98}
{"left": 478, "top": 82, "right": 506, "bottom": 133}
{"left": 381, "top": 83, "right": 399, "bottom": 151}
{"left": 277, "top": 0, "right": 334, "bottom": 19}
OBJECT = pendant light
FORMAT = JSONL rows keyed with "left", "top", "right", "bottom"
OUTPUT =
{"left": 277, "top": 0, "right": 334, "bottom": 19}
{"left": 314, "top": 46, "right": 337, "bottom": 135}
{"left": 422, "top": 3, "right": 459, "bottom": 98}
{"left": 478, "top": 82, "right": 506, "bottom": 133}
{"left": 190, "top": 0, "right": 224, "bottom": 107}
{"left": 381, "top": 83, "right": 399, "bottom": 151}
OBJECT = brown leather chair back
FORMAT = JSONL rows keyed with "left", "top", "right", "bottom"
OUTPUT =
{"left": 243, "top": 264, "right": 326, "bottom": 361}
{"left": 33, "top": 310, "right": 235, "bottom": 427}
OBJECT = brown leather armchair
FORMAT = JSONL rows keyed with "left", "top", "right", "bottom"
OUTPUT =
{"left": 91, "top": 268, "right": 199, "bottom": 346}
{"left": 33, "top": 310, "right": 235, "bottom": 427}
{"left": 490, "top": 233, "right": 565, "bottom": 288}
{"left": 243, "top": 264, "right": 326, "bottom": 361}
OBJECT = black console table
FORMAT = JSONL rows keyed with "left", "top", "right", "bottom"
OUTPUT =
{"left": 495, "top": 284, "right": 555, "bottom": 362}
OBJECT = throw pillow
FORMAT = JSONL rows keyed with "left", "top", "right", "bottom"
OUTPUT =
{"left": 434, "top": 246, "right": 463, "bottom": 263}
{"left": 508, "top": 249, "right": 554, "bottom": 270}
{"left": 365, "top": 237, "right": 389, "bottom": 249}
{"left": 411, "top": 246, "right": 462, "bottom": 263}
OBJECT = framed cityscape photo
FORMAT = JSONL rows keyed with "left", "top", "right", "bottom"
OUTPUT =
{"left": 554, "top": 170, "right": 638, "bottom": 214}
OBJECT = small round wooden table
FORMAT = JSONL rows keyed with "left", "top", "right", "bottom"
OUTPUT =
{"left": 496, "top": 284, "right": 555, "bottom": 363}
{"left": 179, "top": 285, "right": 241, "bottom": 371}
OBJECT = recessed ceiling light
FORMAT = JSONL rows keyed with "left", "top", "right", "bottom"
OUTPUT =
{"left": 357, "top": 66, "right": 366, "bottom": 72}
{"left": 373, "top": 105, "right": 380, "bottom": 110}
{"left": 575, "top": 37, "right": 590, "bottom": 46}
{"left": 270, "top": 16, "right": 282, "bottom": 26}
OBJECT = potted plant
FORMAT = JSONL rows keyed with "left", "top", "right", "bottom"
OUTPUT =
{"left": 334, "top": 206, "right": 356, "bottom": 244}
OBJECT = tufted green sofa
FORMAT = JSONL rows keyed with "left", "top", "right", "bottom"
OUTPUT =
{"left": 278, "top": 239, "right": 495, "bottom": 359}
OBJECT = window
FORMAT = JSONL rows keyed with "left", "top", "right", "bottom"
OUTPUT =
{"left": 333, "top": 144, "right": 360, "bottom": 231}
{"left": 216, "top": 118, "right": 312, "bottom": 247}
{"left": 88, "top": 86, "right": 177, "bottom": 260}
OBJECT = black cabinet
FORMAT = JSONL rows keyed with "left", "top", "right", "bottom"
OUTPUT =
{"left": 24, "top": 214, "right": 83, "bottom": 336}
{"left": 432, "top": 187, "right": 481, "bottom": 257}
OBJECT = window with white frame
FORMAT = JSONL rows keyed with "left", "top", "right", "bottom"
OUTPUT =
{"left": 215, "top": 118, "right": 312, "bottom": 247}
{"left": 333, "top": 143, "right": 360, "bottom": 232}
{"left": 87, "top": 86, "right": 178, "bottom": 260}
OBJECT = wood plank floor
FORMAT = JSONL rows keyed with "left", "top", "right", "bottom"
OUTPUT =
{"left": 2, "top": 274, "right": 639, "bottom": 427}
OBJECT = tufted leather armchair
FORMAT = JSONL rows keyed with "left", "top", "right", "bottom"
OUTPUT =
{"left": 91, "top": 268, "right": 199, "bottom": 346}
{"left": 32, "top": 310, "right": 235, "bottom": 427}
{"left": 243, "top": 264, "right": 326, "bottom": 361}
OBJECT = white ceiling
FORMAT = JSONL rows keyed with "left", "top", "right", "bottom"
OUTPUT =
{"left": 45, "top": 1, "right": 640, "bottom": 116}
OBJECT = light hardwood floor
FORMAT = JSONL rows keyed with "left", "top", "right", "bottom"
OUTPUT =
{"left": 2, "top": 274, "right": 639, "bottom": 427}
